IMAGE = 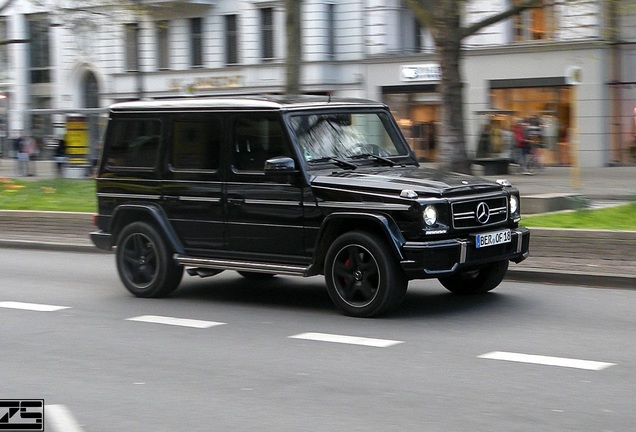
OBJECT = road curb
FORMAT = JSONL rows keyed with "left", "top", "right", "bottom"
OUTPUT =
{"left": 0, "top": 239, "right": 107, "bottom": 254}
{"left": 506, "top": 268, "right": 636, "bottom": 290}
{"left": 1, "top": 210, "right": 634, "bottom": 290}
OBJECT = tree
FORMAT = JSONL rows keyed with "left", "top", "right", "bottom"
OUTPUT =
{"left": 403, "top": 0, "right": 543, "bottom": 173}
{"left": 285, "top": 0, "right": 301, "bottom": 94}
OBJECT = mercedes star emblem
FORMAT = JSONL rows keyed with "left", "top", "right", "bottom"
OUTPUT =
{"left": 476, "top": 202, "right": 490, "bottom": 224}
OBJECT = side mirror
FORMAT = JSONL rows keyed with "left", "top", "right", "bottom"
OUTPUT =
{"left": 264, "top": 156, "right": 298, "bottom": 174}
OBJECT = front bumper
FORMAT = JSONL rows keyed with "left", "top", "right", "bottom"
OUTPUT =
{"left": 400, "top": 227, "right": 530, "bottom": 279}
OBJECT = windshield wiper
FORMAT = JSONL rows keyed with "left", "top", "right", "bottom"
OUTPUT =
{"left": 308, "top": 156, "right": 357, "bottom": 170}
{"left": 349, "top": 153, "right": 396, "bottom": 167}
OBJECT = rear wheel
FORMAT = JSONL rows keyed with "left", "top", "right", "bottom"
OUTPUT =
{"left": 325, "top": 231, "right": 407, "bottom": 317}
{"left": 438, "top": 260, "right": 509, "bottom": 295}
{"left": 116, "top": 222, "right": 183, "bottom": 298}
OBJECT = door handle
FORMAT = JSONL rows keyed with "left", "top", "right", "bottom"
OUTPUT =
{"left": 227, "top": 197, "right": 245, "bottom": 206}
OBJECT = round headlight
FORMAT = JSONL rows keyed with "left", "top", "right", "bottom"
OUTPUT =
{"left": 510, "top": 195, "right": 519, "bottom": 215}
{"left": 423, "top": 205, "right": 437, "bottom": 226}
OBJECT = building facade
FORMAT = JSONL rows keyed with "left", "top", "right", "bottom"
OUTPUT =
{"left": 1, "top": 0, "right": 634, "bottom": 167}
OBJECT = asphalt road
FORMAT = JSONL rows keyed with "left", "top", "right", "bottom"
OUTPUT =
{"left": 1, "top": 249, "right": 635, "bottom": 432}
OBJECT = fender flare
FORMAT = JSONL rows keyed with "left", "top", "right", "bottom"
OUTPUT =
{"left": 309, "top": 212, "right": 406, "bottom": 275}
{"left": 110, "top": 204, "right": 184, "bottom": 254}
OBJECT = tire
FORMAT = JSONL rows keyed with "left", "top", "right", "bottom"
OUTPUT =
{"left": 116, "top": 222, "right": 183, "bottom": 298}
{"left": 526, "top": 154, "right": 543, "bottom": 175}
{"left": 438, "top": 260, "right": 509, "bottom": 295}
{"left": 237, "top": 271, "right": 275, "bottom": 280}
{"left": 325, "top": 231, "right": 407, "bottom": 317}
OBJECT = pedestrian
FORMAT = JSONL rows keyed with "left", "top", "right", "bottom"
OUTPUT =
{"left": 15, "top": 131, "right": 28, "bottom": 176}
{"left": 21, "top": 132, "right": 38, "bottom": 176}
{"left": 513, "top": 119, "right": 530, "bottom": 173}
{"left": 476, "top": 122, "right": 491, "bottom": 158}
{"left": 55, "top": 137, "right": 66, "bottom": 176}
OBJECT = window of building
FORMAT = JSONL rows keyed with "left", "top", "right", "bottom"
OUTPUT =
{"left": 225, "top": 15, "right": 238, "bottom": 65}
{"left": 327, "top": 3, "right": 335, "bottom": 59}
{"left": 513, "top": 0, "right": 557, "bottom": 41}
{"left": 190, "top": 17, "right": 203, "bottom": 67}
{"left": 156, "top": 20, "right": 170, "bottom": 70}
{"left": 0, "top": 18, "right": 8, "bottom": 80}
{"left": 106, "top": 119, "right": 162, "bottom": 168}
{"left": 125, "top": 23, "right": 139, "bottom": 72}
{"left": 260, "top": 7, "right": 274, "bottom": 61}
{"left": 27, "top": 14, "right": 51, "bottom": 84}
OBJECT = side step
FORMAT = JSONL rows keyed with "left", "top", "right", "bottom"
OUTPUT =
{"left": 173, "top": 254, "right": 310, "bottom": 277}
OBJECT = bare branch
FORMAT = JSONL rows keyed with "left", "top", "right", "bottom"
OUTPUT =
{"left": 461, "top": 0, "right": 543, "bottom": 39}
{"left": 402, "top": 0, "right": 436, "bottom": 28}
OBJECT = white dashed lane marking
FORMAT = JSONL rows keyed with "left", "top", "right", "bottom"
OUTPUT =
{"left": 479, "top": 351, "right": 616, "bottom": 371}
{"left": 0, "top": 303, "right": 619, "bottom": 369}
{"left": 289, "top": 332, "right": 404, "bottom": 348}
{"left": 126, "top": 315, "right": 226, "bottom": 329}
{"left": 46, "top": 404, "right": 85, "bottom": 432}
{"left": 0, "top": 301, "right": 71, "bottom": 312}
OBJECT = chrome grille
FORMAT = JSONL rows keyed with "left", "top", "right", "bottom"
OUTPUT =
{"left": 451, "top": 196, "right": 508, "bottom": 229}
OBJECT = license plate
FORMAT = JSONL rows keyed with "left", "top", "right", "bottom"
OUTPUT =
{"left": 475, "top": 229, "right": 511, "bottom": 249}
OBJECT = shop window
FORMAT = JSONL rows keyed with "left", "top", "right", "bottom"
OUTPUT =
{"left": 489, "top": 86, "right": 572, "bottom": 165}
{"left": 383, "top": 92, "right": 439, "bottom": 162}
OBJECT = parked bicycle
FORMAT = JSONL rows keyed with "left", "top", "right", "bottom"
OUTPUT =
{"left": 509, "top": 143, "right": 543, "bottom": 175}
{"left": 511, "top": 118, "right": 544, "bottom": 175}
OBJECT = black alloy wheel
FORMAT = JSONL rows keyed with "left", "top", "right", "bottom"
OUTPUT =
{"left": 325, "top": 231, "right": 407, "bottom": 317}
{"left": 116, "top": 222, "right": 183, "bottom": 298}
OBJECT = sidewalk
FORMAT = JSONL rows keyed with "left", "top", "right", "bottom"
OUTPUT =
{"left": 1, "top": 158, "right": 635, "bottom": 289}
{"left": 3, "top": 159, "right": 636, "bottom": 199}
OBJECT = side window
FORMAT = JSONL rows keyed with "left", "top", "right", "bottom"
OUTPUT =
{"left": 171, "top": 116, "right": 222, "bottom": 170}
{"left": 106, "top": 118, "right": 161, "bottom": 168}
{"left": 233, "top": 114, "right": 289, "bottom": 172}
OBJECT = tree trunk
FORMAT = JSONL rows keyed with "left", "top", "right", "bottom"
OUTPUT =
{"left": 434, "top": 5, "right": 471, "bottom": 174}
{"left": 285, "top": 0, "right": 301, "bottom": 94}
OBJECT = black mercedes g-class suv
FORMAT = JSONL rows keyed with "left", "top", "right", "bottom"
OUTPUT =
{"left": 91, "top": 96, "right": 530, "bottom": 317}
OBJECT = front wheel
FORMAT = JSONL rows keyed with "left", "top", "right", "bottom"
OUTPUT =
{"left": 325, "top": 231, "right": 407, "bottom": 317}
{"left": 438, "top": 260, "right": 509, "bottom": 295}
{"left": 116, "top": 222, "right": 183, "bottom": 298}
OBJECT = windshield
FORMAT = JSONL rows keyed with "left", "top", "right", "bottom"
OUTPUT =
{"left": 289, "top": 111, "right": 410, "bottom": 163}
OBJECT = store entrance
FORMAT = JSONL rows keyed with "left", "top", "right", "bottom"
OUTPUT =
{"left": 383, "top": 91, "right": 440, "bottom": 162}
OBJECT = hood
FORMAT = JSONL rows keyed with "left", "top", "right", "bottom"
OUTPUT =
{"left": 310, "top": 166, "right": 504, "bottom": 198}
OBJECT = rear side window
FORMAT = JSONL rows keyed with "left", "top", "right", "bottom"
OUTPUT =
{"left": 106, "top": 118, "right": 162, "bottom": 168}
{"left": 171, "top": 116, "right": 222, "bottom": 171}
